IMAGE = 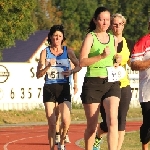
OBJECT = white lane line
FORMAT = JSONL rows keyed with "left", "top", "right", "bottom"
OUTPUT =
{"left": 3, "top": 135, "right": 45, "bottom": 150}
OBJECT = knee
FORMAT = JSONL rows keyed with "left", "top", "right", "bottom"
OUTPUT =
{"left": 86, "top": 126, "right": 97, "bottom": 135}
{"left": 46, "top": 115, "right": 56, "bottom": 129}
{"left": 61, "top": 117, "right": 71, "bottom": 127}
{"left": 109, "top": 117, "right": 118, "bottom": 127}
{"left": 86, "top": 122, "right": 97, "bottom": 135}
{"left": 55, "top": 111, "right": 60, "bottom": 118}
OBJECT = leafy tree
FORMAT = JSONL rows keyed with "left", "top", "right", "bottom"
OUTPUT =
{"left": 0, "top": 0, "right": 37, "bottom": 55}
{"left": 97, "top": 0, "right": 119, "bottom": 14}
{"left": 118, "top": 0, "right": 149, "bottom": 41}
{"left": 52, "top": 0, "right": 98, "bottom": 51}
{"left": 33, "top": 0, "right": 62, "bottom": 30}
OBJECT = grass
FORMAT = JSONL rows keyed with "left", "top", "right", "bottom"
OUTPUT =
{"left": 0, "top": 103, "right": 142, "bottom": 125}
{"left": 79, "top": 131, "right": 150, "bottom": 150}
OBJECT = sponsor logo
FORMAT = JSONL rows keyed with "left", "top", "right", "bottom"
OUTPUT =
{"left": 0, "top": 65, "right": 9, "bottom": 83}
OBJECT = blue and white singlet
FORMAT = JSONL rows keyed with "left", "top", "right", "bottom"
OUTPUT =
{"left": 44, "top": 46, "right": 71, "bottom": 84}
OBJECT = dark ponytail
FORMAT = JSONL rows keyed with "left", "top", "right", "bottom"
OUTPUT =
{"left": 87, "top": 6, "right": 110, "bottom": 33}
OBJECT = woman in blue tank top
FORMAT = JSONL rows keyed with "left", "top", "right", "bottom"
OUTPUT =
{"left": 36, "top": 25, "right": 80, "bottom": 150}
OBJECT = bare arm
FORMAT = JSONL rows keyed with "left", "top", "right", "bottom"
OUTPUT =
{"left": 36, "top": 49, "right": 50, "bottom": 79}
{"left": 127, "top": 58, "right": 131, "bottom": 67}
{"left": 131, "top": 59, "right": 150, "bottom": 71}
{"left": 130, "top": 35, "right": 150, "bottom": 71}
{"left": 73, "top": 72, "right": 78, "bottom": 94}
{"left": 79, "top": 33, "right": 104, "bottom": 67}
{"left": 68, "top": 63, "right": 78, "bottom": 94}
{"left": 68, "top": 49, "right": 81, "bottom": 73}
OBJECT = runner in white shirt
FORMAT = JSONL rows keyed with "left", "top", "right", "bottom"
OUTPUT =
{"left": 131, "top": 18, "right": 150, "bottom": 150}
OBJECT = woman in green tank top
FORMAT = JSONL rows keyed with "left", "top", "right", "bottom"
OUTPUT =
{"left": 79, "top": 7, "right": 122, "bottom": 150}
{"left": 93, "top": 14, "right": 134, "bottom": 150}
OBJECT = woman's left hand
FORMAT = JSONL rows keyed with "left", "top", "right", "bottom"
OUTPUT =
{"left": 115, "top": 54, "right": 122, "bottom": 64}
{"left": 61, "top": 70, "right": 72, "bottom": 77}
{"left": 114, "top": 63, "right": 120, "bottom": 68}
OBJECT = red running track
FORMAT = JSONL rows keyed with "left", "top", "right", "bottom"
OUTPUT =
{"left": 0, "top": 121, "right": 142, "bottom": 150}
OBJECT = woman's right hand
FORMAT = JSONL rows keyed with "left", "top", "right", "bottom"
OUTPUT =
{"left": 100, "top": 46, "right": 110, "bottom": 59}
{"left": 46, "top": 58, "right": 56, "bottom": 67}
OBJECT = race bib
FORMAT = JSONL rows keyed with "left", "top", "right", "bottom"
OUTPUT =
{"left": 47, "top": 66, "right": 66, "bottom": 80}
{"left": 106, "top": 66, "right": 126, "bottom": 82}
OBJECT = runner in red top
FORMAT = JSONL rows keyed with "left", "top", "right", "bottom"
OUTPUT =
{"left": 131, "top": 18, "right": 150, "bottom": 150}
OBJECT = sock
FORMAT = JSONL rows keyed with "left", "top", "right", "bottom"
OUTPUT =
{"left": 60, "top": 145, "right": 65, "bottom": 148}
{"left": 58, "top": 144, "right": 65, "bottom": 149}
{"left": 96, "top": 134, "right": 102, "bottom": 140}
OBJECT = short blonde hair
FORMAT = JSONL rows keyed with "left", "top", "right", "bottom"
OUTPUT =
{"left": 111, "top": 13, "right": 126, "bottom": 25}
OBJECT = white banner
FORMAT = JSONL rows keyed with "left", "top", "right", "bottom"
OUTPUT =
{"left": 0, "top": 63, "right": 44, "bottom": 103}
{"left": 0, "top": 63, "right": 140, "bottom": 109}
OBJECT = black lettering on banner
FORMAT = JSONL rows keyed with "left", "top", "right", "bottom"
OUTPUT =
{"left": 135, "top": 88, "right": 138, "bottom": 97}
{"left": 38, "top": 88, "right": 41, "bottom": 98}
{"left": 112, "top": 72, "right": 116, "bottom": 77}
{"left": 30, "top": 67, "right": 35, "bottom": 78}
{"left": 21, "top": 88, "right": 25, "bottom": 99}
{"left": 51, "top": 71, "right": 55, "bottom": 78}
{"left": 28, "top": 88, "right": 32, "bottom": 99}
{"left": 51, "top": 71, "right": 59, "bottom": 79}
{"left": 10, "top": 88, "right": 15, "bottom": 99}
{"left": 118, "top": 71, "right": 121, "bottom": 78}
{"left": 131, "top": 88, "right": 134, "bottom": 93}
{"left": 56, "top": 72, "right": 59, "bottom": 78}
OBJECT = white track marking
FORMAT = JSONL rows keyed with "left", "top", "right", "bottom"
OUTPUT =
{"left": 3, "top": 135, "right": 45, "bottom": 150}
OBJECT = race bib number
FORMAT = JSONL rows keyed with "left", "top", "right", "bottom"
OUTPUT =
{"left": 47, "top": 66, "right": 66, "bottom": 80}
{"left": 106, "top": 66, "right": 126, "bottom": 82}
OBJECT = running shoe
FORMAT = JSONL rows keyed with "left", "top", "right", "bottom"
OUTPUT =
{"left": 57, "top": 144, "right": 66, "bottom": 150}
{"left": 65, "top": 134, "right": 71, "bottom": 143}
{"left": 55, "top": 134, "right": 60, "bottom": 145}
{"left": 93, "top": 136, "right": 102, "bottom": 150}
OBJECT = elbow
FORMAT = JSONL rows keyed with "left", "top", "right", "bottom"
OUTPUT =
{"left": 74, "top": 65, "right": 82, "bottom": 72}
{"left": 130, "top": 64, "right": 137, "bottom": 71}
{"left": 130, "top": 64, "right": 135, "bottom": 71}
{"left": 36, "top": 75, "right": 40, "bottom": 79}
{"left": 36, "top": 72, "right": 41, "bottom": 79}
{"left": 78, "top": 66, "right": 82, "bottom": 72}
{"left": 79, "top": 61, "right": 85, "bottom": 67}
{"left": 79, "top": 58, "right": 87, "bottom": 67}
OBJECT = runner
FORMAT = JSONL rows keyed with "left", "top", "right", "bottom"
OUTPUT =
{"left": 131, "top": 18, "right": 150, "bottom": 150}
{"left": 93, "top": 13, "right": 134, "bottom": 150}
{"left": 36, "top": 25, "right": 80, "bottom": 150}
{"left": 55, "top": 66, "right": 78, "bottom": 145}
{"left": 79, "top": 7, "right": 122, "bottom": 150}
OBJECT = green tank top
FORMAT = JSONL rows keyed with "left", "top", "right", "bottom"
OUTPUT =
{"left": 85, "top": 32, "right": 116, "bottom": 77}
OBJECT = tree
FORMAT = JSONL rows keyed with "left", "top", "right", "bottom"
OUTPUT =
{"left": 33, "top": 0, "right": 62, "bottom": 30}
{"left": 0, "top": 0, "right": 37, "bottom": 59}
{"left": 117, "top": 0, "right": 149, "bottom": 41}
{"left": 51, "top": 0, "right": 98, "bottom": 51}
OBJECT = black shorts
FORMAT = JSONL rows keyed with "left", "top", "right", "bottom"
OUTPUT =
{"left": 140, "top": 101, "right": 150, "bottom": 144}
{"left": 43, "top": 83, "right": 71, "bottom": 104}
{"left": 81, "top": 77, "right": 121, "bottom": 104}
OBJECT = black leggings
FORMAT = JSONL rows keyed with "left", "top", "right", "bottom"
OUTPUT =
{"left": 140, "top": 102, "right": 150, "bottom": 144}
{"left": 100, "top": 85, "right": 131, "bottom": 132}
